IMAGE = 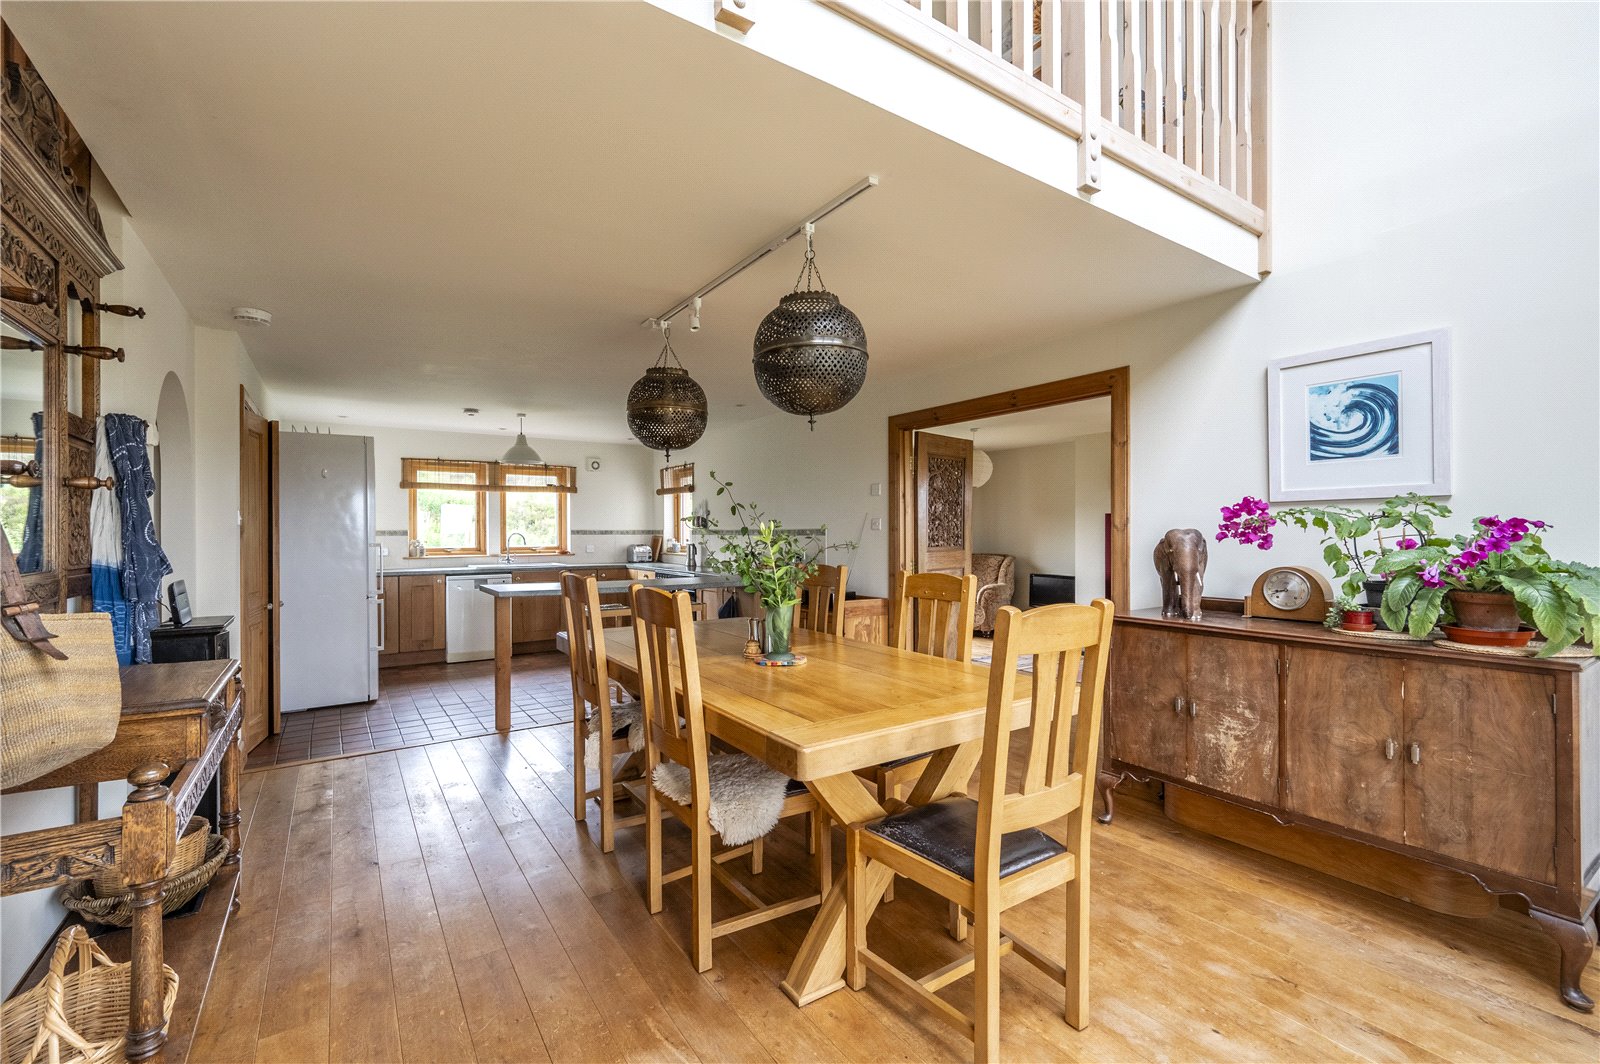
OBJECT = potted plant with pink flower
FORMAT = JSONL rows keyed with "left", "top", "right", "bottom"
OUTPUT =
{"left": 1217, "top": 493, "right": 1452, "bottom": 603}
{"left": 1372, "top": 516, "right": 1600, "bottom": 654}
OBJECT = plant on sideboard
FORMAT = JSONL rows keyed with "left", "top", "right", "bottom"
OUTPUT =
{"left": 694, "top": 472, "right": 855, "bottom": 661}
{"left": 1371, "top": 516, "right": 1600, "bottom": 655}
{"left": 1217, "top": 493, "right": 1453, "bottom": 599}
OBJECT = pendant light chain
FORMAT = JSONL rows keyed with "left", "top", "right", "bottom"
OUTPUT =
{"left": 792, "top": 227, "right": 828, "bottom": 294}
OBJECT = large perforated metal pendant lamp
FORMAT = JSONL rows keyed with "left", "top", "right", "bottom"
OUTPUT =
{"left": 752, "top": 227, "right": 868, "bottom": 429}
{"left": 626, "top": 326, "right": 707, "bottom": 462}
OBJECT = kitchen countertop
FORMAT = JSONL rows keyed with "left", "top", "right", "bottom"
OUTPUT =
{"left": 383, "top": 560, "right": 699, "bottom": 578}
{"left": 478, "top": 570, "right": 741, "bottom": 597}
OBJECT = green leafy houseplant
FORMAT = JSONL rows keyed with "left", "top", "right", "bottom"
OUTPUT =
{"left": 694, "top": 473, "right": 855, "bottom": 658}
{"left": 1218, "top": 493, "right": 1452, "bottom": 596}
{"left": 1372, "top": 516, "right": 1600, "bottom": 655}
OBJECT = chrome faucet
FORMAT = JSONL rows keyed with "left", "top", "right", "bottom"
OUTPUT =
{"left": 502, "top": 532, "right": 527, "bottom": 562}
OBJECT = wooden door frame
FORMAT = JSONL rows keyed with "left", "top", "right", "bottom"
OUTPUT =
{"left": 888, "top": 366, "right": 1131, "bottom": 609}
{"left": 238, "top": 387, "right": 281, "bottom": 739}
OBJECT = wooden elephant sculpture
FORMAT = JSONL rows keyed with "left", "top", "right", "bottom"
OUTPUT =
{"left": 1154, "top": 528, "right": 1207, "bottom": 621}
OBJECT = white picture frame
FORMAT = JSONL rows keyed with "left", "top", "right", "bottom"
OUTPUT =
{"left": 1266, "top": 329, "right": 1452, "bottom": 502}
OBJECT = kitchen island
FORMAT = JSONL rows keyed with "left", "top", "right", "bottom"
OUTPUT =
{"left": 479, "top": 569, "right": 742, "bottom": 729}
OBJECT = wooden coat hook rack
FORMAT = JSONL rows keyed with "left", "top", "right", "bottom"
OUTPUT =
{"left": 62, "top": 344, "right": 125, "bottom": 362}
{"left": 93, "top": 302, "right": 146, "bottom": 318}
{"left": 63, "top": 474, "right": 115, "bottom": 491}
{"left": 1, "top": 335, "right": 44, "bottom": 351}
{"left": 2, "top": 284, "right": 50, "bottom": 305}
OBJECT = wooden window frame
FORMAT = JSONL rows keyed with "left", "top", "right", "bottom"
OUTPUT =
{"left": 658, "top": 462, "right": 694, "bottom": 542}
{"left": 405, "top": 459, "right": 490, "bottom": 556}
{"left": 499, "top": 489, "right": 571, "bottom": 556}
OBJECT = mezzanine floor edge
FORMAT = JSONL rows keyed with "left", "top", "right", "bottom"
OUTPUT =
{"left": 191, "top": 726, "right": 1600, "bottom": 1063}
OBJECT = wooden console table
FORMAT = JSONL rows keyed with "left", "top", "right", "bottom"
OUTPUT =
{"left": 1101, "top": 609, "right": 1598, "bottom": 1011}
{"left": 1, "top": 659, "right": 245, "bottom": 1060}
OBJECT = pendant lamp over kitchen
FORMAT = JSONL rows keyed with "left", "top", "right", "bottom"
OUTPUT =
{"left": 626, "top": 323, "right": 707, "bottom": 463}
{"left": 752, "top": 224, "right": 868, "bottom": 429}
{"left": 502, "top": 413, "right": 543, "bottom": 464}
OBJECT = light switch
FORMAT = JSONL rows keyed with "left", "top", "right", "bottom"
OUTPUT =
{"left": 870, "top": 517, "right": 884, "bottom": 532}
{"left": 585, "top": 544, "right": 595, "bottom": 553}
{"left": 869, "top": 482, "right": 882, "bottom": 497}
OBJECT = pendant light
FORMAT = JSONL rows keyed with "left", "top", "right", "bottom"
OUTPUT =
{"left": 752, "top": 224, "right": 868, "bottom": 429}
{"left": 502, "top": 413, "right": 542, "bottom": 464}
{"left": 626, "top": 322, "right": 707, "bottom": 462}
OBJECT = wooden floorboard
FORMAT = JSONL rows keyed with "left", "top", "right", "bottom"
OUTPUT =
{"left": 195, "top": 727, "right": 1600, "bottom": 1063}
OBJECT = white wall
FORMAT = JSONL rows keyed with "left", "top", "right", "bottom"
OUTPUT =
{"left": 692, "top": 1, "right": 1600, "bottom": 605}
{"left": 280, "top": 422, "right": 663, "bottom": 566}
{"left": 1, "top": 185, "right": 269, "bottom": 992}
{"left": 972, "top": 441, "right": 1076, "bottom": 603}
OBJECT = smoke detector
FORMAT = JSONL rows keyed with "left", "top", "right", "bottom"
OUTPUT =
{"left": 231, "top": 306, "right": 272, "bottom": 327}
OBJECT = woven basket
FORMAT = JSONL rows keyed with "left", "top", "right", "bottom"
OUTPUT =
{"left": 62, "top": 827, "right": 230, "bottom": 928}
{"left": 89, "top": 817, "right": 209, "bottom": 898}
{"left": 0, "top": 925, "right": 178, "bottom": 1064}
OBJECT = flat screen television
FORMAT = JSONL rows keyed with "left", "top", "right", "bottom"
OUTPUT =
{"left": 1029, "top": 572, "right": 1076, "bottom": 608}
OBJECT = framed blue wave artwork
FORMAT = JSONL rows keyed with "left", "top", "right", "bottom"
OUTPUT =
{"left": 1267, "top": 330, "right": 1451, "bottom": 502}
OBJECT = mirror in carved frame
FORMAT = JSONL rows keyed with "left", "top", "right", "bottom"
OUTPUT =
{"left": 1, "top": 316, "right": 47, "bottom": 572}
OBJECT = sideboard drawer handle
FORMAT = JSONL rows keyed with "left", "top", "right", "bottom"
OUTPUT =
{"left": 1173, "top": 696, "right": 1185, "bottom": 715}
{"left": 1408, "top": 742, "right": 1422, "bottom": 765}
{"left": 1384, "top": 738, "right": 1397, "bottom": 760}
{"left": 1188, "top": 700, "right": 1198, "bottom": 718}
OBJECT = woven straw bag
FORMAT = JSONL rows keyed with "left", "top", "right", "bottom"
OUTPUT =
{"left": 0, "top": 925, "right": 178, "bottom": 1064}
{"left": 0, "top": 530, "right": 122, "bottom": 790}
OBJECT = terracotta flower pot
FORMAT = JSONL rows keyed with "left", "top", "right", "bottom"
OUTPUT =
{"left": 1340, "top": 609, "right": 1376, "bottom": 632}
{"left": 1447, "top": 589, "right": 1522, "bottom": 631}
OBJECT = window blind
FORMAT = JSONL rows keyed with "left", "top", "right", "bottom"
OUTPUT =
{"left": 656, "top": 462, "right": 694, "bottom": 496}
{"left": 399, "top": 458, "right": 493, "bottom": 492}
{"left": 497, "top": 462, "right": 577, "bottom": 494}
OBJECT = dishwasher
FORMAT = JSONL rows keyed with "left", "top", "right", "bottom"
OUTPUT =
{"left": 446, "top": 573, "right": 510, "bottom": 662}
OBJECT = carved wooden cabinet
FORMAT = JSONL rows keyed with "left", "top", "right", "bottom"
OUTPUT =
{"left": 1104, "top": 609, "right": 1599, "bottom": 1011}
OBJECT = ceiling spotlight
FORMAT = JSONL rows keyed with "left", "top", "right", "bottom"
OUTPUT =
{"left": 231, "top": 306, "right": 272, "bottom": 327}
{"left": 690, "top": 296, "right": 702, "bottom": 332}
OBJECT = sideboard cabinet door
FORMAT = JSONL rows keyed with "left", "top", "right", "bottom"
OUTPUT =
{"left": 1107, "top": 627, "right": 1188, "bottom": 780}
{"left": 1282, "top": 647, "right": 1405, "bottom": 843}
{"left": 1403, "top": 664, "right": 1557, "bottom": 883}
{"left": 1184, "top": 635, "right": 1280, "bottom": 805}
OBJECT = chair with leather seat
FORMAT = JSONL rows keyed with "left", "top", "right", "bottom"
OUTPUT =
{"left": 844, "top": 598, "right": 1115, "bottom": 1063}
{"left": 561, "top": 571, "right": 646, "bottom": 853}
{"left": 630, "top": 584, "right": 830, "bottom": 972}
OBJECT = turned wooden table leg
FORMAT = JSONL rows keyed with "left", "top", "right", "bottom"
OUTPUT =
{"left": 1529, "top": 908, "right": 1596, "bottom": 1012}
{"left": 220, "top": 727, "right": 243, "bottom": 867}
{"left": 122, "top": 764, "right": 173, "bottom": 1060}
{"left": 494, "top": 596, "right": 512, "bottom": 732}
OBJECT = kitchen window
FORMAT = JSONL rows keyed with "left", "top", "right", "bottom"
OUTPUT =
{"left": 499, "top": 462, "right": 576, "bottom": 554}
{"left": 660, "top": 462, "right": 694, "bottom": 543}
{"left": 401, "top": 458, "right": 489, "bottom": 555}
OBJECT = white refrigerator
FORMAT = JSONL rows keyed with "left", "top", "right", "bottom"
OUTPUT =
{"left": 277, "top": 432, "right": 380, "bottom": 712}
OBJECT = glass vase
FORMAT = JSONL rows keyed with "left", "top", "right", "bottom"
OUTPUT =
{"left": 761, "top": 601, "right": 795, "bottom": 660}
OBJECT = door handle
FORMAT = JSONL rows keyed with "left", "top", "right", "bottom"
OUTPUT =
{"left": 1408, "top": 742, "right": 1422, "bottom": 765}
{"left": 1384, "top": 738, "right": 1397, "bottom": 760}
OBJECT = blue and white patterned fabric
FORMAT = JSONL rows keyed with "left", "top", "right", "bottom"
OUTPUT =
{"left": 91, "top": 415, "right": 132, "bottom": 664}
{"left": 105, "top": 414, "right": 170, "bottom": 664}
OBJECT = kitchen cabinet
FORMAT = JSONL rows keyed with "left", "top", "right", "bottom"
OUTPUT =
{"left": 1104, "top": 608, "right": 1598, "bottom": 1011}
{"left": 512, "top": 571, "right": 562, "bottom": 647}
{"left": 380, "top": 575, "right": 399, "bottom": 658}
{"left": 395, "top": 573, "right": 447, "bottom": 654}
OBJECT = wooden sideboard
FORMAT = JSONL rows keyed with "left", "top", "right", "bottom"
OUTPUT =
{"left": 1102, "top": 608, "right": 1599, "bottom": 1011}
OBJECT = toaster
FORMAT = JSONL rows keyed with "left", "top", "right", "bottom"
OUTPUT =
{"left": 626, "top": 544, "right": 653, "bottom": 563}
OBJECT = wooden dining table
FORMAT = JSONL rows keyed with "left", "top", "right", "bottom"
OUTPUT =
{"left": 598, "top": 617, "right": 1035, "bottom": 1007}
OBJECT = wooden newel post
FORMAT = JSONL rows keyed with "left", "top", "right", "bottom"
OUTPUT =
{"left": 122, "top": 761, "right": 173, "bottom": 1061}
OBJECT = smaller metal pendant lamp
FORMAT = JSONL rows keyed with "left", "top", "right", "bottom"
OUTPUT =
{"left": 626, "top": 323, "right": 707, "bottom": 462}
{"left": 752, "top": 224, "right": 868, "bottom": 429}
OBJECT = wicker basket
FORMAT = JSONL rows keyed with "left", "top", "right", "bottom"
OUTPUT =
{"left": 61, "top": 821, "right": 230, "bottom": 928}
{"left": 90, "top": 817, "right": 209, "bottom": 898}
{"left": 0, "top": 925, "right": 178, "bottom": 1064}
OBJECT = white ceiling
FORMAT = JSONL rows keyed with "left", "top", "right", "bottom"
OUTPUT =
{"left": 923, "top": 397, "right": 1112, "bottom": 452}
{"left": 5, "top": 1, "right": 1252, "bottom": 441}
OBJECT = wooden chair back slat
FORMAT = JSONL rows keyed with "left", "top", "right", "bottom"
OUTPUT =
{"left": 976, "top": 601, "right": 1114, "bottom": 860}
{"left": 630, "top": 584, "right": 710, "bottom": 809}
{"left": 560, "top": 571, "right": 609, "bottom": 710}
{"left": 801, "top": 564, "right": 849, "bottom": 637}
{"left": 890, "top": 570, "right": 977, "bottom": 662}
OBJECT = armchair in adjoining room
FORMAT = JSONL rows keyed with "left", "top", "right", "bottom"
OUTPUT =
{"left": 971, "top": 553, "right": 1015, "bottom": 635}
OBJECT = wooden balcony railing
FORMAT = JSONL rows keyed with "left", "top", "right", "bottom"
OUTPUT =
{"left": 824, "top": 1, "right": 1269, "bottom": 249}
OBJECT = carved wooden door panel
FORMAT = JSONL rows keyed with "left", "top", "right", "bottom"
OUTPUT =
{"left": 1282, "top": 647, "right": 1404, "bottom": 842}
{"left": 1403, "top": 663, "right": 1556, "bottom": 883}
{"left": 239, "top": 401, "right": 272, "bottom": 751}
{"left": 1184, "top": 635, "right": 1279, "bottom": 805}
{"left": 1106, "top": 626, "right": 1187, "bottom": 779}
{"left": 914, "top": 432, "right": 972, "bottom": 578}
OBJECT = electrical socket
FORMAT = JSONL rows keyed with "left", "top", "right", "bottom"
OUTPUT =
{"left": 870, "top": 517, "right": 884, "bottom": 532}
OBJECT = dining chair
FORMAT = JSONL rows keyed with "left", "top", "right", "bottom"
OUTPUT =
{"left": 845, "top": 599, "right": 1115, "bottom": 1063}
{"left": 561, "top": 571, "right": 646, "bottom": 853}
{"left": 864, "top": 570, "right": 979, "bottom": 807}
{"left": 801, "top": 563, "right": 850, "bottom": 638}
{"left": 630, "top": 584, "right": 830, "bottom": 972}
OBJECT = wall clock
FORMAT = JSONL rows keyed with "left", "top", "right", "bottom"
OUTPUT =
{"left": 1244, "top": 566, "right": 1333, "bottom": 622}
